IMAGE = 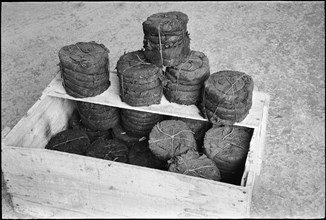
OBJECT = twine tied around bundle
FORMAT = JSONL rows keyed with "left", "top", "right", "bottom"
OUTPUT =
{"left": 206, "top": 73, "right": 246, "bottom": 123}
{"left": 208, "top": 128, "right": 247, "bottom": 159}
{"left": 157, "top": 23, "right": 164, "bottom": 68}
{"left": 171, "top": 155, "right": 217, "bottom": 180}
{"left": 103, "top": 146, "right": 127, "bottom": 162}
{"left": 173, "top": 50, "right": 196, "bottom": 92}
{"left": 149, "top": 123, "right": 194, "bottom": 158}
{"left": 120, "top": 54, "right": 153, "bottom": 99}
{"left": 48, "top": 136, "right": 88, "bottom": 149}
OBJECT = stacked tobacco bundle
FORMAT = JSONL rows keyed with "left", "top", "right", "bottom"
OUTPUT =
{"left": 58, "top": 41, "right": 111, "bottom": 98}
{"left": 120, "top": 109, "right": 165, "bottom": 138}
{"left": 68, "top": 109, "right": 113, "bottom": 143}
{"left": 45, "top": 129, "right": 90, "bottom": 155}
{"left": 169, "top": 116, "right": 211, "bottom": 148}
{"left": 142, "top": 11, "right": 190, "bottom": 67}
{"left": 75, "top": 101, "right": 120, "bottom": 132}
{"left": 203, "top": 125, "right": 253, "bottom": 185}
{"left": 201, "top": 70, "right": 254, "bottom": 125}
{"left": 68, "top": 101, "right": 120, "bottom": 143}
{"left": 164, "top": 51, "right": 210, "bottom": 105}
{"left": 116, "top": 50, "right": 165, "bottom": 106}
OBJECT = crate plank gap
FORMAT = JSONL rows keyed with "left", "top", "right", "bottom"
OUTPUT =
{"left": 1, "top": 72, "right": 270, "bottom": 218}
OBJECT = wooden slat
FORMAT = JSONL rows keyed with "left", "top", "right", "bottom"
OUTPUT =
{"left": 42, "top": 72, "right": 266, "bottom": 128}
{"left": 254, "top": 93, "right": 270, "bottom": 174}
{"left": 2, "top": 146, "right": 249, "bottom": 218}
{"left": 3, "top": 95, "right": 75, "bottom": 148}
{"left": 241, "top": 93, "right": 269, "bottom": 186}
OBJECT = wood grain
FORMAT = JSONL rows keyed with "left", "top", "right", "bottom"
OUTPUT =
{"left": 2, "top": 147, "right": 249, "bottom": 218}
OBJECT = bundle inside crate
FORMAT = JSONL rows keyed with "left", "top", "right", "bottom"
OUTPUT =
{"left": 1, "top": 11, "right": 270, "bottom": 218}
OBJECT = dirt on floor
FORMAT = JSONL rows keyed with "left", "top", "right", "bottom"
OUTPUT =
{"left": 1, "top": 2, "right": 325, "bottom": 218}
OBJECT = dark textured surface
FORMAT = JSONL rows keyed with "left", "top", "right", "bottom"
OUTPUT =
{"left": 168, "top": 150, "right": 222, "bottom": 181}
{"left": 1, "top": 2, "right": 325, "bottom": 218}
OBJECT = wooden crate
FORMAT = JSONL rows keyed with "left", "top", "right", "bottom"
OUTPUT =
{"left": 1, "top": 72, "right": 270, "bottom": 218}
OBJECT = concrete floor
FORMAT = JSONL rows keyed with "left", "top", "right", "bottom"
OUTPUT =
{"left": 1, "top": 1, "right": 325, "bottom": 218}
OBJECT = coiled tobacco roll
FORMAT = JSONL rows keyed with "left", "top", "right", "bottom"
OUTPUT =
{"left": 164, "top": 50, "right": 210, "bottom": 105}
{"left": 148, "top": 120, "right": 197, "bottom": 161}
{"left": 201, "top": 70, "right": 254, "bottom": 125}
{"left": 142, "top": 11, "right": 191, "bottom": 67}
{"left": 168, "top": 150, "right": 221, "bottom": 181}
{"left": 203, "top": 125, "right": 253, "bottom": 184}
{"left": 116, "top": 50, "right": 164, "bottom": 106}
{"left": 58, "top": 41, "right": 111, "bottom": 98}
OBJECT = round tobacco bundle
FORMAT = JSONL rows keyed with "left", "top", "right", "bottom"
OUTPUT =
{"left": 203, "top": 94, "right": 253, "bottom": 115}
{"left": 203, "top": 125, "right": 252, "bottom": 184}
{"left": 116, "top": 50, "right": 163, "bottom": 80}
{"left": 121, "top": 109, "right": 165, "bottom": 122}
{"left": 203, "top": 70, "right": 254, "bottom": 103}
{"left": 121, "top": 90, "right": 163, "bottom": 107}
{"left": 201, "top": 105, "right": 251, "bottom": 125}
{"left": 59, "top": 41, "right": 111, "bottom": 98}
{"left": 202, "top": 92, "right": 253, "bottom": 126}
{"left": 165, "top": 72, "right": 206, "bottom": 86}
{"left": 76, "top": 101, "right": 120, "bottom": 120}
{"left": 148, "top": 120, "right": 197, "bottom": 161}
{"left": 62, "top": 65, "right": 109, "bottom": 82}
{"left": 142, "top": 11, "right": 190, "bottom": 67}
{"left": 121, "top": 71, "right": 163, "bottom": 85}
{"left": 112, "top": 124, "right": 147, "bottom": 146}
{"left": 143, "top": 33, "right": 191, "bottom": 67}
{"left": 203, "top": 107, "right": 250, "bottom": 126}
{"left": 201, "top": 70, "right": 254, "bottom": 125}
{"left": 120, "top": 116, "right": 156, "bottom": 137}
{"left": 122, "top": 84, "right": 163, "bottom": 98}
{"left": 79, "top": 113, "right": 120, "bottom": 131}
{"left": 170, "top": 116, "right": 211, "bottom": 148}
{"left": 68, "top": 110, "right": 112, "bottom": 143}
{"left": 76, "top": 102, "right": 120, "bottom": 131}
{"left": 121, "top": 78, "right": 162, "bottom": 90}
{"left": 116, "top": 50, "right": 164, "bottom": 106}
{"left": 121, "top": 109, "right": 165, "bottom": 137}
{"left": 86, "top": 138, "right": 129, "bottom": 163}
{"left": 144, "top": 34, "right": 186, "bottom": 46}
{"left": 63, "top": 81, "right": 110, "bottom": 98}
{"left": 164, "top": 80, "right": 203, "bottom": 91}
{"left": 164, "top": 87, "right": 202, "bottom": 105}
{"left": 45, "top": 129, "right": 90, "bottom": 155}
{"left": 61, "top": 69, "right": 109, "bottom": 88}
{"left": 58, "top": 41, "right": 110, "bottom": 74}
{"left": 168, "top": 150, "right": 221, "bottom": 181}
{"left": 165, "top": 51, "right": 210, "bottom": 85}
{"left": 143, "top": 11, "right": 189, "bottom": 36}
{"left": 83, "top": 128, "right": 112, "bottom": 143}
{"left": 163, "top": 51, "right": 209, "bottom": 105}
{"left": 128, "top": 140, "right": 167, "bottom": 170}
{"left": 62, "top": 74, "right": 109, "bottom": 89}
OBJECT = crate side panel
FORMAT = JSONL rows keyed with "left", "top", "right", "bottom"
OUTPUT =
{"left": 241, "top": 93, "right": 270, "bottom": 187}
{"left": 255, "top": 93, "right": 270, "bottom": 173}
{"left": 3, "top": 96, "right": 75, "bottom": 148}
{"left": 2, "top": 146, "right": 249, "bottom": 218}
{"left": 43, "top": 73, "right": 265, "bottom": 128}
